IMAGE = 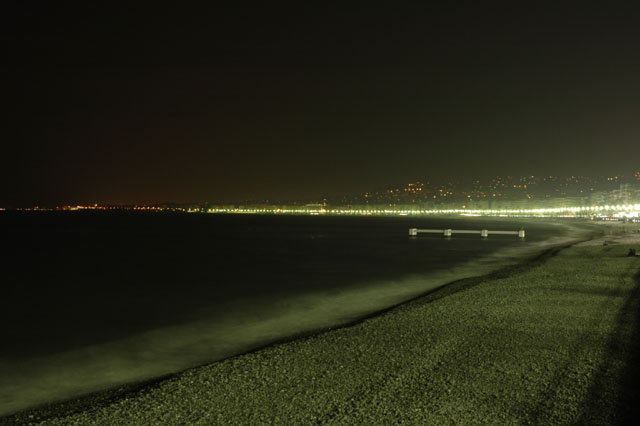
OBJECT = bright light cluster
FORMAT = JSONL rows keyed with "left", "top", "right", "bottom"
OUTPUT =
{"left": 210, "top": 204, "right": 640, "bottom": 218}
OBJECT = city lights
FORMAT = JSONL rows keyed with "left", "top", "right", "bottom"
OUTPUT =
{"left": 208, "top": 204, "right": 640, "bottom": 219}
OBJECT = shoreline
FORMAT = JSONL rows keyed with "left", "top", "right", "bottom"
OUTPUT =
{"left": 0, "top": 219, "right": 597, "bottom": 416}
{"left": 3, "top": 223, "right": 639, "bottom": 424}
{"left": 1, "top": 247, "right": 568, "bottom": 425}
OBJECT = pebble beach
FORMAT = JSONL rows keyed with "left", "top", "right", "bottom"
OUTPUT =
{"left": 4, "top": 226, "right": 640, "bottom": 425}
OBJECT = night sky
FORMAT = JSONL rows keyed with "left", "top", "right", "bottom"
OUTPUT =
{"left": 3, "top": 3, "right": 640, "bottom": 207}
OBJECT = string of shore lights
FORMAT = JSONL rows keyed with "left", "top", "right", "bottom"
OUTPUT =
{"left": 212, "top": 204, "right": 640, "bottom": 217}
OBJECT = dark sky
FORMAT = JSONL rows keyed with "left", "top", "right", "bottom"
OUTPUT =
{"left": 3, "top": 3, "right": 640, "bottom": 206}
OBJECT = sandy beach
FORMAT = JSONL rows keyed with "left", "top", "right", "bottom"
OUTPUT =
{"left": 3, "top": 225, "right": 640, "bottom": 425}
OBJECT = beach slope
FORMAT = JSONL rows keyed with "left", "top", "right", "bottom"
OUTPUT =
{"left": 5, "top": 240, "right": 640, "bottom": 425}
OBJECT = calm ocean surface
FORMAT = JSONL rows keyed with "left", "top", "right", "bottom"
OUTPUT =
{"left": 0, "top": 212, "right": 598, "bottom": 415}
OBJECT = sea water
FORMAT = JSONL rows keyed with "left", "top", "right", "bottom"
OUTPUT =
{"left": 0, "top": 212, "right": 598, "bottom": 415}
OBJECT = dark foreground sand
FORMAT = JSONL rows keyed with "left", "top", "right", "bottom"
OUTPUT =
{"left": 4, "top": 235, "right": 640, "bottom": 425}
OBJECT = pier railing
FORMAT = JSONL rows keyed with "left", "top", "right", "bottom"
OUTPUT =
{"left": 409, "top": 228, "right": 525, "bottom": 238}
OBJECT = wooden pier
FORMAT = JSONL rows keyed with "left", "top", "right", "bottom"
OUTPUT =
{"left": 409, "top": 228, "right": 525, "bottom": 238}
